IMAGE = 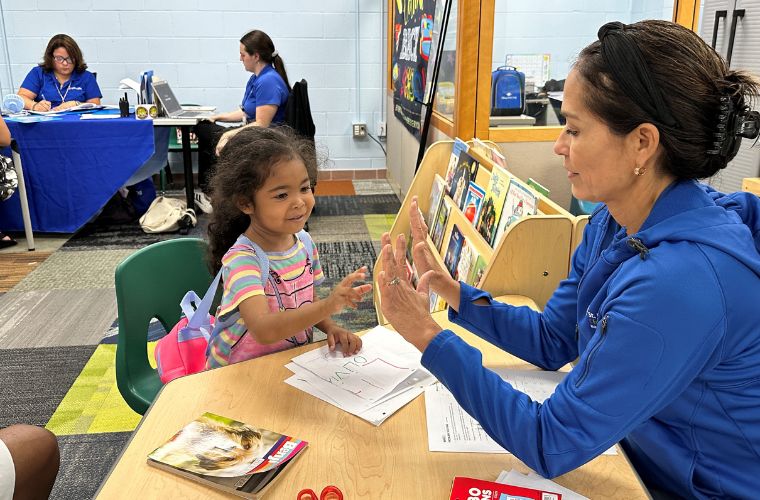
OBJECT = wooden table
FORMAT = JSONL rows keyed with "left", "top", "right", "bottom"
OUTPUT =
{"left": 742, "top": 177, "right": 760, "bottom": 196}
{"left": 96, "top": 295, "right": 649, "bottom": 499}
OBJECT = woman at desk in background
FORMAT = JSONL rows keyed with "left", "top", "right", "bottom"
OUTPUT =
{"left": 378, "top": 20, "right": 760, "bottom": 499}
{"left": 17, "top": 34, "right": 102, "bottom": 112}
{"left": 194, "top": 29, "right": 290, "bottom": 212}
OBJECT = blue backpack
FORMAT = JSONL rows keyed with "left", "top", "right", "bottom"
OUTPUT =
{"left": 491, "top": 66, "right": 525, "bottom": 116}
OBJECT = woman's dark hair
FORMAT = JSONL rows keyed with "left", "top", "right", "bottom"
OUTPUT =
{"left": 39, "top": 34, "right": 88, "bottom": 73}
{"left": 206, "top": 126, "right": 317, "bottom": 273}
{"left": 575, "top": 20, "right": 759, "bottom": 179}
{"left": 240, "top": 29, "right": 290, "bottom": 89}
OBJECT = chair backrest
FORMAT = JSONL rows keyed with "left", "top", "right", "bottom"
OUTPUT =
{"left": 114, "top": 238, "right": 212, "bottom": 414}
{"left": 284, "top": 79, "right": 316, "bottom": 140}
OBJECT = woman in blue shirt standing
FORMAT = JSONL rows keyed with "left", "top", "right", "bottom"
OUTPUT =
{"left": 194, "top": 29, "right": 290, "bottom": 212}
{"left": 18, "top": 34, "right": 102, "bottom": 112}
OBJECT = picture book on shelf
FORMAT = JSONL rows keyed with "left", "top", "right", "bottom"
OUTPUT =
{"left": 449, "top": 476, "right": 561, "bottom": 500}
{"left": 444, "top": 137, "right": 469, "bottom": 191}
{"left": 427, "top": 174, "right": 447, "bottom": 227}
{"left": 466, "top": 255, "right": 488, "bottom": 288}
{"left": 443, "top": 224, "right": 464, "bottom": 279}
{"left": 471, "top": 138, "right": 507, "bottom": 169}
{"left": 147, "top": 412, "right": 308, "bottom": 499}
{"left": 462, "top": 181, "right": 486, "bottom": 226}
{"left": 431, "top": 198, "right": 452, "bottom": 251}
{"left": 455, "top": 237, "right": 475, "bottom": 288}
{"left": 492, "top": 179, "right": 539, "bottom": 247}
{"left": 448, "top": 151, "right": 479, "bottom": 210}
{"left": 475, "top": 164, "right": 511, "bottom": 246}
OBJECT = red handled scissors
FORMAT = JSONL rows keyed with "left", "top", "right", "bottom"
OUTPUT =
{"left": 297, "top": 485, "right": 344, "bottom": 500}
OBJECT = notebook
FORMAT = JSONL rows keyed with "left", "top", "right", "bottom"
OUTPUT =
{"left": 152, "top": 81, "right": 213, "bottom": 119}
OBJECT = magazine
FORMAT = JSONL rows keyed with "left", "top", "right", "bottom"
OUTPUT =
{"left": 492, "top": 179, "right": 539, "bottom": 247}
{"left": 449, "top": 476, "right": 561, "bottom": 500}
{"left": 147, "top": 412, "right": 308, "bottom": 499}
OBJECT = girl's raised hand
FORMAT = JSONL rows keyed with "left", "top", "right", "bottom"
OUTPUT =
{"left": 325, "top": 266, "right": 372, "bottom": 314}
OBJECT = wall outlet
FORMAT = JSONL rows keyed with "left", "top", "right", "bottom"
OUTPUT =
{"left": 377, "top": 120, "right": 386, "bottom": 138}
{"left": 352, "top": 122, "right": 367, "bottom": 138}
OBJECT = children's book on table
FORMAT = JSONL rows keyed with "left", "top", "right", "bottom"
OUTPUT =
{"left": 147, "top": 412, "right": 308, "bottom": 499}
{"left": 449, "top": 476, "right": 562, "bottom": 500}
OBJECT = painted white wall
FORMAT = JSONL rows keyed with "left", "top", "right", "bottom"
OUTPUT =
{"left": 0, "top": 0, "right": 388, "bottom": 171}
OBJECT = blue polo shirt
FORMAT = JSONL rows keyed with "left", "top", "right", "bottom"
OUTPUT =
{"left": 20, "top": 66, "right": 102, "bottom": 108}
{"left": 241, "top": 65, "right": 289, "bottom": 124}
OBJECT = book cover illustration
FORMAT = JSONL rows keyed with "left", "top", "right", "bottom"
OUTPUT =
{"left": 444, "top": 137, "right": 469, "bottom": 191}
{"left": 443, "top": 224, "right": 464, "bottom": 280}
{"left": 427, "top": 174, "right": 447, "bottom": 228}
{"left": 431, "top": 198, "right": 451, "bottom": 252}
{"left": 475, "top": 165, "right": 511, "bottom": 247}
{"left": 449, "top": 476, "right": 561, "bottom": 500}
{"left": 448, "top": 151, "right": 479, "bottom": 210}
{"left": 492, "top": 179, "right": 539, "bottom": 247}
{"left": 455, "top": 237, "right": 474, "bottom": 287}
{"left": 466, "top": 255, "right": 487, "bottom": 288}
{"left": 462, "top": 181, "right": 486, "bottom": 226}
{"left": 147, "top": 412, "right": 307, "bottom": 498}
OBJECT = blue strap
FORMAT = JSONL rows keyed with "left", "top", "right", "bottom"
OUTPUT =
{"left": 180, "top": 269, "right": 222, "bottom": 342}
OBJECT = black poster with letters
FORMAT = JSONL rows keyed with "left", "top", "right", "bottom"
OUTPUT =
{"left": 392, "top": 0, "right": 437, "bottom": 138}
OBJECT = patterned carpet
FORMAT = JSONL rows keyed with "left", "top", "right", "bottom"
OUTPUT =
{"left": 0, "top": 179, "right": 398, "bottom": 499}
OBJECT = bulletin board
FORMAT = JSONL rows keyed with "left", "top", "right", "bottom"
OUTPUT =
{"left": 391, "top": 0, "right": 437, "bottom": 138}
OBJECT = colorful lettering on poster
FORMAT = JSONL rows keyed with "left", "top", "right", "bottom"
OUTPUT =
{"left": 400, "top": 26, "right": 420, "bottom": 62}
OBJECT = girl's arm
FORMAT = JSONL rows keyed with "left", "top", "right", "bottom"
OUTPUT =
{"left": 237, "top": 267, "right": 371, "bottom": 345}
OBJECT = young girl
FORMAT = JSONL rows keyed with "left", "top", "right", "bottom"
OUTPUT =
{"left": 205, "top": 126, "right": 371, "bottom": 369}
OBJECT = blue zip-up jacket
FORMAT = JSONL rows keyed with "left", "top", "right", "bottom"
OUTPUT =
{"left": 421, "top": 180, "right": 760, "bottom": 498}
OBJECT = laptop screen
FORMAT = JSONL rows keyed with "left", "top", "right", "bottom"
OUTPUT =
{"left": 152, "top": 81, "right": 182, "bottom": 115}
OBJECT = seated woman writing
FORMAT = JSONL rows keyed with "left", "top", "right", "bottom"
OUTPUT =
{"left": 18, "top": 34, "right": 102, "bottom": 112}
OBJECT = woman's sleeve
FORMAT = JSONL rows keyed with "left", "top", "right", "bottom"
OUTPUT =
{"left": 422, "top": 247, "right": 726, "bottom": 478}
{"left": 254, "top": 75, "right": 287, "bottom": 107}
{"left": 82, "top": 71, "right": 103, "bottom": 100}
{"left": 19, "top": 67, "right": 42, "bottom": 95}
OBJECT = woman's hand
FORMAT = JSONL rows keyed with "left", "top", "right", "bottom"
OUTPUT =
{"left": 325, "top": 326, "right": 362, "bottom": 356}
{"left": 407, "top": 196, "right": 450, "bottom": 285}
{"left": 31, "top": 100, "right": 51, "bottom": 112}
{"left": 378, "top": 235, "right": 442, "bottom": 353}
{"left": 324, "top": 266, "right": 373, "bottom": 315}
{"left": 51, "top": 101, "right": 78, "bottom": 112}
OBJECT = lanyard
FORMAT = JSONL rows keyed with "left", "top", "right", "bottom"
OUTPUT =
{"left": 55, "top": 78, "right": 71, "bottom": 103}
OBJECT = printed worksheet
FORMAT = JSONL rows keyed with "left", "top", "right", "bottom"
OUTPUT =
{"left": 425, "top": 369, "right": 617, "bottom": 455}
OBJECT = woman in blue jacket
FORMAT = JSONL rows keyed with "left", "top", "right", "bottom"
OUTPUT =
{"left": 194, "top": 29, "right": 290, "bottom": 212}
{"left": 379, "top": 20, "right": 760, "bottom": 499}
{"left": 18, "top": 34, "right": 101, "bottom": 112}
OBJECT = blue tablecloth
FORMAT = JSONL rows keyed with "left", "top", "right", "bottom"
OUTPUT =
{"left": 0, "top": 113, "right": 156, "bottom": 233}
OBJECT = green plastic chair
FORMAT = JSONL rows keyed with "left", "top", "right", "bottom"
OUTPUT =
{"left": 114, "top": 238, "right": 212, "bottom": 414}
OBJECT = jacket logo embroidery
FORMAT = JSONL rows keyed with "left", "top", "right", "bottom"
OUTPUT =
{"left": 586, "top": 309, "right": 598, "bottom": 328}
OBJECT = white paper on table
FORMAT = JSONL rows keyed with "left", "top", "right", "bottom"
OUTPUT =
{"left": 284, "top": 371, "right": 425, "bottom": 426}
{"left": 425, "top": 383, "right": 508, "bottom": 453}
{"left": 290, "top": 326, "right": 427, "bottom": 404}
{"left": 285, "top": 361, "right": 431, "bottom": 415}
{"left": 426, "top": 369, "right": 617, "bottom": 455}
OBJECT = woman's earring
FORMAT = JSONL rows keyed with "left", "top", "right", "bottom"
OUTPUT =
{"left": 634, "top": 166, "right": 646, "bottom": 176}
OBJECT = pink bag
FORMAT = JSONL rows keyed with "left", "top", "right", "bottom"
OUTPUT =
{"left": 154, "top": 271, "right": 221, "bottom": 383}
